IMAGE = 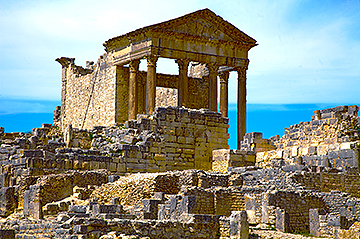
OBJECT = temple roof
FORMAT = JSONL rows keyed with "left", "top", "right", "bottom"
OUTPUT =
{"left": 103, "top": 8, "right": 257, "bottom": 52}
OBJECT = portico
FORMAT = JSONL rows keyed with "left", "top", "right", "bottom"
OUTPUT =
{"left": 103, "top": 8, "right": 257, "bottom": 148}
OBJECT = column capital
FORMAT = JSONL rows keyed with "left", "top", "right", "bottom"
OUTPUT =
{"left": 129, "top": 59, "right": 140, "bottom": 72}
{"left": 146, "top": 55, "right": 158, "bottom": 68}
{"left": 236, "top": 66, "right": 247, "bottom": 80}
{"left": 219, "top": 71, "right": 230, "bottom": 84}
{"left": 176, "top": 59, "right": 190, "bottom": 72}
{"left": 206, "top": 63, "right": 219, "bottom": 74}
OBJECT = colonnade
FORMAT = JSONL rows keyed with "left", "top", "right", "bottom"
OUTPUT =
{"left": 127, "top": 54, "right": 248, "bottom": 149}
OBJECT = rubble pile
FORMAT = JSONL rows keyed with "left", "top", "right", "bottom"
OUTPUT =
{"left": 0, "top": 105, "right": 360, "bottom": 238}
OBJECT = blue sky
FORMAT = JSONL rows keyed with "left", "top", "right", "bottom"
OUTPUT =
{"left": 0, "top": 0, "right": 359, "bottom": 108}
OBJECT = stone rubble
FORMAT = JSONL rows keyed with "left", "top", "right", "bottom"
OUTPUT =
{"left": 1, "top": 104, "right": 360, "bottom": 238}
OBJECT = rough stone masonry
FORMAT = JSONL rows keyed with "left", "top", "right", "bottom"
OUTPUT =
{"left": 1, "top": 8, "right": 360, "bottom": 239}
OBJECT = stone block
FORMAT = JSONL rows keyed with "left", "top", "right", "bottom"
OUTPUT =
{"left": 275, "top": 208, "right": 290, "bottom": 232}
{"left": 338, "top": 149, "right": 357, "bottom": 159}
{"left": 141, "top": 199, "right": 160, "bottom": 220}
{"left": 245, "top": 194, "right": 256, "bottom": 224}
{"left": 169, "top": 195, "right": 179, "bottom": 220}
{"left": 0, "top": 229, "right": 15, "bottom": 239}
{"left": 20, "top": 149, "right": 43, "bottom": 158}
{"left": 327, "top": 214, "right": 340, "bottom": 227}
{"left": 158, "top": 204, "right": 167, "bottom": 220}
{"left": 24, "top": 185, "right": 43, "bottom": 219}
{"left": 92, "top": 204, "right": 122, "bottom": 216}
{"left": 69, "top": 205, "right": 87, "bottom": 213}
{"left": 73, "top": 225, "right": 88, "bottom": 234}
{"left": 230, "top": 211, "right": 249, "bottom": 239}
{"left": 309, "top": 208, "right": 320, "bottom": 237}
{"left": 110, "top": 197, "right": 121, "bottom": 205}
{"left": 154, "top": 192, "right": 165, "bottom": 201}
{"left": 0, "top": 173, "right": 11, "bottom": 188}
{"left": 180, "top": 195, "right": 196, "bottom": 215}
{"left": 0, "top": 187, "right": 17, "bottom": 217}
{"left": 117, "top": 163, "right": 126, "bottom": 173}
{"left": 108, "top": 175, "right": 120, "bottom": 183}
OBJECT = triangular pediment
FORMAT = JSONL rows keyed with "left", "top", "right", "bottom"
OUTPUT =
{"left": 104, "top": 9, "right": 256, "bottom": 52}
{"left": 150, "top": 8, "right": 257, "bottom": 44}
{"left": 158, "top": 18, "right": 235, "bottom": 41}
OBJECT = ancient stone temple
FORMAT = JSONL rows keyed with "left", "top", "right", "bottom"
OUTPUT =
{"left": 56, "top": 8, "right": 257, "bottom": 148}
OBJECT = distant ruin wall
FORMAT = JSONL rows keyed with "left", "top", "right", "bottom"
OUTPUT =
{"left": 291, "top": 171, "right": 360, "bottom": 198}
{"left": 255, "top": 105, "right": 360, "bottom": 169}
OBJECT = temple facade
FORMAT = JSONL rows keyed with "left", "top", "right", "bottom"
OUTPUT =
{"left": 56, "top": 8, "right": 257, "bottom": 148}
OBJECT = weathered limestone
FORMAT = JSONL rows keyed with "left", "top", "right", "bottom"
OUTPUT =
{"left": 309, "top": 208, "right": 320, "bottom": 236}
{"left": 219, "top": 71, "right": 229, "bottom": 117}
{"left": 146, "top": 55, "right": 158, "bottom": 114}
{"left": 0, "top": 187, "right": 17, "bottom": 217}
{"left": 23, "top": 185, "right": 43, "bottom": 219}
{"left": 207, "top": 63, "right": 219, "bottom": 112}
{"left": 212, "top": 149, "right": 255, "bottom": 173}
{"left": 256, "top": 105, "right": 360, "bottom": 171}
{"left": 237, "top": 66, "right": 247, "bottom": 149}
{"left": 177, "top": 59, "right": 189, "bottom": 107}
{"left": 128, "top": 60, "right": 140, "bottom": 120}
{"left": 245, "top": 194, "right": 256, "bottom": 224}
{"left": 230, "top": 211, "right": 249, "bottom": 239}
{"left": 276, "top": 207, "right": 290, "bottom": 232}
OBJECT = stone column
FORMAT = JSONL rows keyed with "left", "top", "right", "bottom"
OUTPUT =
{"left": 177, "top": 59, "right": 189, "bottom": 107}
{"left": 219, "top": 71, "right": 229, "bottom": 117}
{"left": 207, "top": 63, "right": 219, "bottom": 112}
{"left": 237, "top": 67, "right": 247, "bottom": 149}
{"left": 128, "top": 59, "right": 140, "bottom": 120}
{"left": 146, "top": 55, "right": 158, "bottom": 114}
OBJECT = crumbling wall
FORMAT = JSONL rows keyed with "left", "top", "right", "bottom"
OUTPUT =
{"left": 264, "top": 190, "right": 327, "bottom": 233}
{"left": 58, "top": 55, "right": 210, "bottom": 130}
{"left": 91, "top": 106, "right": 229, "bottom": 172}
{"left": 291, "top": 171, "right": 360, "bottom": 198}
{"left": 212, "top": 149, "right": 256, "bottom": 173}
{"left": 256, "top": 105, "right": 360, "bottom": 170}
{"left": 57, "top": 54, "right": 117, "bottom": 131}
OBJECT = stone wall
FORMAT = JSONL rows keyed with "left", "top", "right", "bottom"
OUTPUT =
{"left": 91, "top": 106, "right": 229, "bottom": 172}
{"left": 212, "top": 149, "right": 256, "bottom": 173}
{"left": 58, "top": 54, "right": 117, "bottom": 131}
{"left": 256, "top": 105, "right": 360, "bottom": 170}
{"left": 58, "top": 54, "right": 211, "bottom": 131}
{"left": 291, "top": 171, "right": 360, "bottom": 198}
{"left": 264, "top": 190, "right": 327, "bottom": 233}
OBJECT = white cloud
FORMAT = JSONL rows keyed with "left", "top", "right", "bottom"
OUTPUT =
{"left": 0, "top": 0, "right": 359, "bottom": 104}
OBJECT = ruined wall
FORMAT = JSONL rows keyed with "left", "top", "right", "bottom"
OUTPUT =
{"left": 59, "top": 56, "right": 210, "bottom": 130}
{"left": 59, "top": 54, "right": 117, "bottom": 130}
{"left": 291, "top": 171, "right": 360, "bottom": 198}
{"left": 120, "top": 107, "right": 229, "bottom": 172}
{"left": 256, "top": 105, "right": 360, "bottom": 169}
{"left": 61, "top": 106, "right": 229, "bottom": 172}
{"left": 264, "top": 190, "right": 327, "bottom": 233}
{"left": 212, "top": 149, "right": 256, "bottom": 173}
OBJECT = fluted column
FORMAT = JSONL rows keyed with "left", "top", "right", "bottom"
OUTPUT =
{"left": 207, "top": 63, "right": 219, "bottom": 112}
{"left": 219, "top": 71, "right": 229, "bottom": 118}
{"left": 237, "top": 67, "right": 247, "bottom": 149}
{"left": 146, "top": 55, "right": 158, "bottom": 114}
{"left": 128, "top": 59, "right": 140, "bottom": 120}
{"left": 176, "top": 59, "right": 190, "bottom": 107}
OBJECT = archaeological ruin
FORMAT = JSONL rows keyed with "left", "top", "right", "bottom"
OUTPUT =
{"left": 1, "top": 8, "right": 360, "bottom": 239}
